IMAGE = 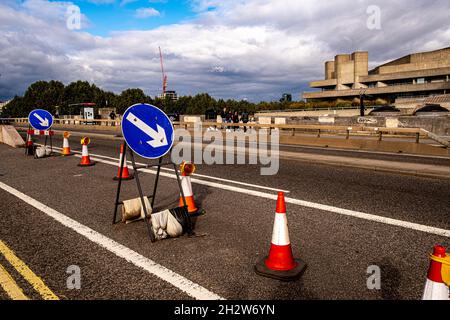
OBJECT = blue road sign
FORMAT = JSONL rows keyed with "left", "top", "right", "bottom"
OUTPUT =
{"left": 121, "top": 103, "right": 174, "bottom": 159}
{"left": 28, "top": 109, "right": 53, "bottom": 131}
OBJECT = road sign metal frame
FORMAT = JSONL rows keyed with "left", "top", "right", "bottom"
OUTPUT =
{"left": 112, "top": 143, "right": 194, "bottom": 242}
{"left": 24, "top": 124, "right": 55, "bottom": 158}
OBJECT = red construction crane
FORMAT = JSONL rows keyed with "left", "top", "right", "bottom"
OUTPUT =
{"left": 159, "top": 46, "right": 168, "bottom": 98}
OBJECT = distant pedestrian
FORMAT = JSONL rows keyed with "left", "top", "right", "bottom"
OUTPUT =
{"left": 226, "top": 111, "right": 233, "bottom": 131}
{"left": 220, "top": 107, "right": 227, "bottom": 130}
{"left": 241, "top": 110, "right": 249, "bottom": 133}
{"left": 232, "top": 111, "right": 239, "bottom": 131}
{"left": 109, "top": 111, "right": 116, "bottom": 126}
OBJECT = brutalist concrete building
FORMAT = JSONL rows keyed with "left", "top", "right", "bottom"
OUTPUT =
{"left": 303, "top": 47, "right": 450, "bottom": 106}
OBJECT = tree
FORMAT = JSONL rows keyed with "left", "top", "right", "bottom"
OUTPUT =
{"left": 2, "top": 79, "right": 302, "bottom": 117}
{"left": 62, "top": 81, "right": 97, "bottom": 114}
{"left": 116, "top": 88, "right": 150, "bottom": 114}
{"left": 23, "top": 80, "right": 64, "bottom": 114}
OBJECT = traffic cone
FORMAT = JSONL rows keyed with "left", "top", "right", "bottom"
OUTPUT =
{"left": 78, "top": 137, "right": 95, "bottom": 167}
{"left": 178, "top": 161, "right": 199, "bottom": 215}
{"left": 25, "top": 134, "right": 34, "bottom": 156}
{"left": 255, "top": 192, "right": 306, "bottom": 281}
{"left": 62, "top": 132, "right": 73, "bottom": 156}
{"left": 422, "top": 245, "right": 450, "bottom": 300}
{"left": 113, "top": 144, "right": 133, "bottom": 181}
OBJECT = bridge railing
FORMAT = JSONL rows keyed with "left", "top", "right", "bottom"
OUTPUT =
{"left": 1, "top": 118, "right": 445, "bottom": 146}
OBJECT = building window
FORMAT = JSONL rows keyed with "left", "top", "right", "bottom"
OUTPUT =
{"left": 417, "top": 78, "right": 425, "bottom": 84}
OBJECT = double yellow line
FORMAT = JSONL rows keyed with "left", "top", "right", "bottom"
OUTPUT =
{"left": 0, "top": 240, "right": 59, "bottom": 300}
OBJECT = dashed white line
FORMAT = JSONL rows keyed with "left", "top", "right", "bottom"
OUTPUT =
{"left": 82, "top": 154, "right": 450, "bottom": 238}
{"left": 42, "top": 145, "right": 450, "bottom": 238}
{"left": 47, "top": 145, "right": 289, "bottom": 193}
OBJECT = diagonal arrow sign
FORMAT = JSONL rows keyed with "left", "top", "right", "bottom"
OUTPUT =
{"left": 126, "top": 112, "right": 168, "bottom": 148}
{"left": 34, "top": 113, "right": 49, "bottom": 127}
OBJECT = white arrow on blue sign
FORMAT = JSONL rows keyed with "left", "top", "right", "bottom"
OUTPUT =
{"left": 121, "top": 103, "right": 174, "bottom": 159}
{"left": 28, "top": 109, "right": 54, "bottom": 131}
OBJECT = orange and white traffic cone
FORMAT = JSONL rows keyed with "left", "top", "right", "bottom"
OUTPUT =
{"left": 113, "top": 144, "right": 133, "bottom": 180}
{"left": 25, "top": 133, "right": 34, "bottom": 156}
{"left": 62, "top": 131, "right": 73, "bottom": 156}
{"left": 78, "top": 137, "right": 95, "bottom": 167}
{"left": 255, "top": 192, "right": 306, "bottom": 281}
{"left": 422, "top": 245, "right": 450, "bottom": 300}
{"left": 178, "top": 161, "right": 201, "bottom": 215}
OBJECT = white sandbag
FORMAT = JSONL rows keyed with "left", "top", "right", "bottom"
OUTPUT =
{"left": 151, "top": 209, "right": 183, "bottom": 239}
{"left": 166, "top": 211, "right": 183, "bottom": 237}
{"left": 35, "top": 146, "right": 52, "bottom": 158}
{"left": 35, "top": 146, "right": 46, "bottom": 158}
{"left": 122, "top": 197, "right": 152, "bottom": 224}
{"left": 151, "top": 210, "right": 169, "bottom": 240}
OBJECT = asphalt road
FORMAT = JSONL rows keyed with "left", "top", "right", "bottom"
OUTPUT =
{"left": 0, "top": 134, "right": 449, "bottom": 300}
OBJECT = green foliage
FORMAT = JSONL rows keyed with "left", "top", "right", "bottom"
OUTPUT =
{"left": 116, "top": 88, "right": 151, "bottom": 114}
{"left": 3, "top": 80, "right": 313, "bottom": 118}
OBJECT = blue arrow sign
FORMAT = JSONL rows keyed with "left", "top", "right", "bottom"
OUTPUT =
{"left": 121, "top": 103, "right": 174, "bottom": 159}
{"left": 28, "top": 109, "right": 53, "bottom": 131}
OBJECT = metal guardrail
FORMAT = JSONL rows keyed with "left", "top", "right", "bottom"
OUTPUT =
{"left": 0, "top": 118, "right": 122, "bottom": 126}
{"left": 256, "top": 106, "right": 377, "bottom": 114}
{"left": 1, "top": 118, "right": 446, "bottom": 147}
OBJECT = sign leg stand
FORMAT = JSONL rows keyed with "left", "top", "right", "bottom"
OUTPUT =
{"left": 150, "top": 157, "right": 163, "bottom": 209}
{"left": 112, "top": 143, "right": 127, "bottom": 225}
{"left": 25, "top": 125, "right": 31, "bottom": 156}
{"left": 129, "top": 150, "right": 156, "bottom": 242}
{"left": 50, "top": 134, "right": 53, "bottom": 155}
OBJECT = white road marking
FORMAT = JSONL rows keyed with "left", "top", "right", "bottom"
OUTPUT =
{"left": 46, "top": 145, "right": 289, "bottom": 193}
{"left": 81, "top": 154, "right": 450, "bottom": 238}
{"left": 45, "top": 145, "right": 450, "bottom": 237}
{"left": 0, "top": 181, "right": 224, "bottom": 300}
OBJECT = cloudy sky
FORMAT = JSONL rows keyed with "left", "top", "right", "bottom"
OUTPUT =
{"left": 0, "top": 0, "right": 449, "bottom": 102}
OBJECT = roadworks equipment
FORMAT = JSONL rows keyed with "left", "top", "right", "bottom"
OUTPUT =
{"left": 255, "top": 192, "right": 306, "bottom": 281}
{"left": 422, "top": 245, "right": 450, "bottom": 300}
{"left": 121, "top": 197, "right": 152, "bottom": 224}
{"left": 62, "top": 132, "right": 73, "bottom": 156}
{"left": 178, "top": 161, "right": 199, "bottom": 215}
{"left": 78, "top": 137, "right": 95, "bottom": 167}
{"left": 25, "top": 133, "right": 34, "bottom": 156}
{"left": 113, "top": 144, "right": 134, "bottom": 180}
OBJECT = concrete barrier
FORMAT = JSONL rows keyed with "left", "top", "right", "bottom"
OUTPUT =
{"left": 258, "top": 117, "right": 272, "bottom": 129}
{"left": 0, "top": 125, "right": 25, "bottom": 148}
{"left": 183, "top": 116, "right": 202, "bottom": 123}
{"left": 274, "top": 118, "right": 286, "bottom": 125}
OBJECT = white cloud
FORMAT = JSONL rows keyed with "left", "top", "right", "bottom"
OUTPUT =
{"left": 135, "top": 7, "right": 161, "bottom": 18}
{"left": 0, "top": 0, "right": 449, "bottom": 101}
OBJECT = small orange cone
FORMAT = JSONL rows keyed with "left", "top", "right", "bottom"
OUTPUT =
{"left": 25, "top": 133, "right": 34, "bottom": 156}
{"left": 62, "top": 131, "right": 73, "bottom": 156}
{"left": 422, "top": 245, "right": 450, "bottom": 300}
{"left": 113, "top": 144, "right": 134, "bottom": 180}
{"left": 255, "top": 192, "right": 306, "bottom": 281}
{"left": 178, "top": 161, "right": 199, "bottom": 215}
{"left": 78, "top": 137, "right": 95, "bottom": 167}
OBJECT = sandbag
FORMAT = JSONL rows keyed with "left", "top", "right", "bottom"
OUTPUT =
{"left": 166, "top": 211, "right": 183, "bottom": 237}
{"left": 151, "top": 210, "right": 169, "bottom": 240}
{"left": 35, "top": 146, "right": 52, "bottom": 158}
{"left": 151, "top": 209, "right": 184, "bottom": 240}
{"left": 121, "top": 197, "right": 152, "bottom": 224}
